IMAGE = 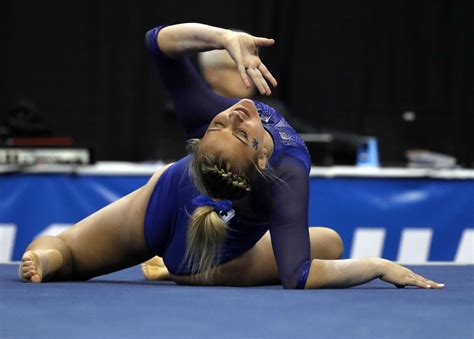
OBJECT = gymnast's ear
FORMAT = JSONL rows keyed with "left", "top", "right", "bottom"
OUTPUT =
{"left": 257, "top": 148, "right": 268, "bottom": 170}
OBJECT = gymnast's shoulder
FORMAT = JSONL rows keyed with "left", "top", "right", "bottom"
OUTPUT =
{"left": 146, "top": 162, "right": 175, "bottom": 187}
{"left": 145, "top": 155, "right": 191, "bottom": 188}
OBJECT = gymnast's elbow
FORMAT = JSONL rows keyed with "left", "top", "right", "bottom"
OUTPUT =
{"left": 280, "top": 272, "right": 309, "bottom": 290}
{"left": 281, "top": 277, "right": 313, "bottom": 290}
{"left": 281, "top": 281, "right": 299, "bottom": 290}
{"left": 282, "top": 260, "right": 328, "bottom": 289}
{"left": 280, "top": 259, "right": 317, "bottom": 289}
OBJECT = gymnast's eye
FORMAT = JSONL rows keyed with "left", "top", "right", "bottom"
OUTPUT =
{"left": 237, "top": 130, "right": 248, "bottom": 139}
{"left": 213, "top": 122, "right": 224, "bottom": 127}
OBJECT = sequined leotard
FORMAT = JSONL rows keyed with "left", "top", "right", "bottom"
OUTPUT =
{"left": 143, "top": 26, "right": 312, "bottom": 289}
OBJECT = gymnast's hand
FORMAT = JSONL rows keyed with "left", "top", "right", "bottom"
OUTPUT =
{"left": 379, "top": 259, "right": 444, "bottom": 289}
{"left": 222, "top": 30, "right": 278, "bottom": 96}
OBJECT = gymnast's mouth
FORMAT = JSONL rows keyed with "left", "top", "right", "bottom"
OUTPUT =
{"left": 231, "top": 109, "right": 247, "bottom": 122}
{"left": 234, "top": 106, "right": 250, "bottom": 119}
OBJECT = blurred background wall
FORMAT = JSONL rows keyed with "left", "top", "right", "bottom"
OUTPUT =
{"left": 1, "top": 0, "right": 472, "bottom": 166}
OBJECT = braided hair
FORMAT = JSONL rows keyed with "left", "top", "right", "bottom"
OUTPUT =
{"left": 187, "top": 139, "right": 260, "bottom": 200}
{"left": 184, "top": 138, "right": 262, "bottom": 281}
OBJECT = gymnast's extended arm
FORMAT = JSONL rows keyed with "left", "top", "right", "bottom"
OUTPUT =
{"left": 156, "top": 23, "right": 277, "bottom": 95}
{"left": 145, "top": 24, "right": 277, "bottom": 138}
{"left": 306, "top": 257, "right": 444, "bottom": 289}
{"left": 270, "top": 158, "right": 443, "bottom": 289}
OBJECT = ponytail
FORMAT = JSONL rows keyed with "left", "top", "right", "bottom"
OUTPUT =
{"left": 183, "top": 138, "right": 266, "bottom": 281}
{"left": 184, "top": 205, "right": 228, "bottom": 282}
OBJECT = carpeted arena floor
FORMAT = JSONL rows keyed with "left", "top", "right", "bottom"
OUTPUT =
{"left": 0, "top": 264, "right": 472, "bottom": 339}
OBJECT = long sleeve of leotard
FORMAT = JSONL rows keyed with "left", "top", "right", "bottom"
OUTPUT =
{"left": 145, "top": 26, "right": 312, "bottom": 289}
{"left": 267, "top": 156, "right": 311, "bottom": 289}
{"left": 145, "top": 26, "right": 238, "bottom": 139}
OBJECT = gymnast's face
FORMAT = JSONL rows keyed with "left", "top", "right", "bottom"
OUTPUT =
{"left": 201, "top": 99, "right": 268, "bottom": 170}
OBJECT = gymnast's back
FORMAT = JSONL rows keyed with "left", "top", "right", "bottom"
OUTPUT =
{"left": 143, "top": 26, "right": 312, "bottom": 289}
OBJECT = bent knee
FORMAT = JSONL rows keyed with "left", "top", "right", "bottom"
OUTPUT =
{"left": 328, "top": 229, "right": 344, "bottom": 259}
{"left": 311, "top": 227, "right": 344, "bottom": 260}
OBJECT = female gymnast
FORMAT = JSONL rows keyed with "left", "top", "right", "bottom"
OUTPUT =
{"left": 18, "top": 23, "right": 443, "bottom": 289}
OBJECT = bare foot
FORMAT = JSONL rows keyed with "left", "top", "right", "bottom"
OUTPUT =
{"left": 18, "top": 249, "right": 63, "bottom": 283}
{"left": 141, "top": 256, "right": 170, "bottom": 281}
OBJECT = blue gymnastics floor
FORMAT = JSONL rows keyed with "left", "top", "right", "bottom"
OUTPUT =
{"left": 0, "top": 264, "right": 472, "bottom": 339}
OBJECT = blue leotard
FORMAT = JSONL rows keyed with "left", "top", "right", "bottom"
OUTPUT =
{"left": 143, "top": 26, "right": 312, "bottom": 289}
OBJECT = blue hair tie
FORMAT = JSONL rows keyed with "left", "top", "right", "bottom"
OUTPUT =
{"left": 192, "top": 195, "right": 235, "bottom": 223}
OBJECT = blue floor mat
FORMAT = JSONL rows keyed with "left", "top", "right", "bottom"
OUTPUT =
{"left": 0, "top": 264, "right": 472, "bottom": 339}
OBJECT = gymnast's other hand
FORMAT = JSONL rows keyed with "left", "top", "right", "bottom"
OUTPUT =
{"left": 222, "top": 30, "right": 278, "bottom": 96}
{"left": 379, "top": 259, "right": 445, "bottom": 289}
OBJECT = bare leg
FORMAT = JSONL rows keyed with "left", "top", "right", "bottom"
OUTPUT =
{"left": 208, "top": 227, "right": 343, "bottom": 286}
{"left": 17, "top": 165, "right": 173, "bottom": 283}
{"left": 147, "top": 227, "right": 343, "bottom": 286}
{"left": 18, "top": 185, "right": 154, "bottom": 283}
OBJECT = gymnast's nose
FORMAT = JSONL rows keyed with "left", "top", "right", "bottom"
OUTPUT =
{"left": 228, "top": 112, "right": 244, "bottom": 126}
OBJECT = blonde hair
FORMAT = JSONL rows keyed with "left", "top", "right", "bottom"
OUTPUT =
{"left": 184, "top": 205, "right": 228, "bottom": 282}
{"left": 183, "top": 138, "right": 261, "bottom": 281}
{"left": 198, "top": 49, "right": 235, "bottom": 71}
{"left": 187, "top": 138, "right": 256, "bottom": 199}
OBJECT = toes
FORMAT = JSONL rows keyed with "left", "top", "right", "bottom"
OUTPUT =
{"left": 22, "top": 261, "right": 36, "bottom": 271}
{"left": 19, "top": 267, "right": 36, "bottom": 282}
{"left": 31, "top": 274, "right": 42, "bottom": 283}
{"left": 21, "top": 261, "right": 35, "bottom": 268}
{"left": 19, "top": 251, "right": 42, "bottom": 282}
{"left": 22, "top": 261, "right": 33, "bottom": 269}
{"left": 20, "top": 261, "right": 35, "bottom": 278}
{"left": 23, "top": 269, "right": 34, "bottom": 278}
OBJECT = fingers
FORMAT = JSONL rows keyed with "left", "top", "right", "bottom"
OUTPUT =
{"left": 428, "top": 281, "right": 444, "bottom": 289}
{"left": 231, "top": 35, "right": 277, "bottom": 93}
{"left": 238, "top": 64, "right": 252, "bottom": 88}
{"left": 255, "top": 37, "right": 275, "bottom": 47}
{"left": 407, "top": 277, "right": 431, "bottom": 289}
{"left": 247, "top": 68, "right": 270, "bottom": 95}
{"left": 382, "top": 262, "right": 445, "bottom": 290}
{"left": 238, "top": 62, "right": 277, "bottom": 95}
{"left": 256, "top": 68, "right": 272, "bottom": 95}
{"left": 412, "top": 273, "right": 445, "bottom": 289}
{"left": 403, "top": 274, "right": 445, "bottom": 289}
{"left": 239, "top": 64, "right": 272, "bottom": 95}
{"left": 258, "top": 63, "right": 278, "bottom": 87}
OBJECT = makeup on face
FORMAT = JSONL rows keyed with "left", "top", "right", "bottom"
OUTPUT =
{"left": 252, "top": 138, "right": 259, "bottom": 150}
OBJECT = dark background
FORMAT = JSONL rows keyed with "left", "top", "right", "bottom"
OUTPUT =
{"left": 1, "top": 0, "right": 472, "bottom": 166}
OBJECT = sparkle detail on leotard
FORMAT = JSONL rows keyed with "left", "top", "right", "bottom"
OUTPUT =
{"left": 255, "top": 101, "right": 309, "bottom": 167}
